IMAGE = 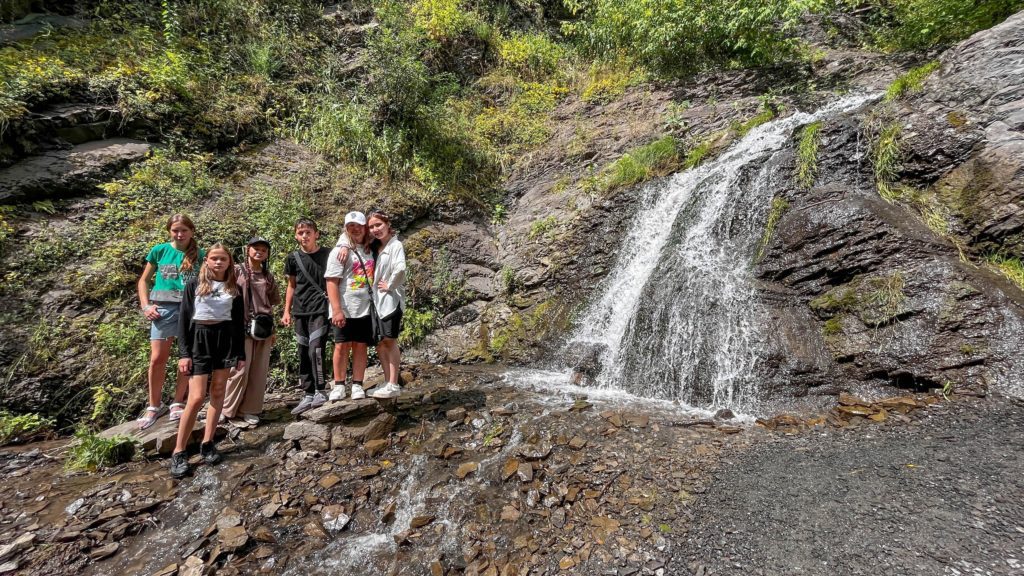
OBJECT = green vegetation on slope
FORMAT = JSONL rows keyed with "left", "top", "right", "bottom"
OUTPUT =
{"left": 830, "top": 0, "right": 1024, "bottom": 50}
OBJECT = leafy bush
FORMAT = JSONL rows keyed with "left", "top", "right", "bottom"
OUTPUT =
{"left": 498, "top": 32, "right": 565, "bottom": 79}
{"left": 399, "top": 307, "right": 439, "bottom": 347}
{"left": 580, "top": 57, "right": 644, "bottom": 103}
{"left": 0, "top": 411, "right": 54, "bottom": 445}
{"left": 837, "top": 0, "right": 1024, "bottom": 50}
{"left": 529, "top": 215, "right": 559, "bottom": 240}
{"left": 472, "top": 78, "right": 567, "bottom": 157}
{"left": 64, "top": 428, "right": 137, "bottom": 472}
{"left": 563, "top": 0, "right": 805, "bottom": 76}
{"left": 88, "top": 318, "right": 152, "bottom": 424}
{"left": 412, "top": 0, "right": 476, "bottom": 41}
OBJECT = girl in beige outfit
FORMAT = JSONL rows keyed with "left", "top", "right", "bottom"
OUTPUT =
{"left": 223, "top": 238, "right": 281, "bottom": 425}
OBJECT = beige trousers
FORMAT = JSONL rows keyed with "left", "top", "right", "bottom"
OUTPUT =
{"left": 223, "top": 336, "right": 272, "bottom": 418}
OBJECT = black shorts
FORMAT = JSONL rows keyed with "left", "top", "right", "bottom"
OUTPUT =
{"left": 379, "top": 309, "right": 403, "bottom": 340}
{"left": 332, "top": 315, "right": 373, "bottom": 344}
{"left": 190, "top": 322, "right": 238, "bottom": 376}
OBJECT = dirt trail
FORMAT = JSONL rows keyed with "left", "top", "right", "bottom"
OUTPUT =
{"left": 677, "top": 395, "right": 1024, "bottom": 576}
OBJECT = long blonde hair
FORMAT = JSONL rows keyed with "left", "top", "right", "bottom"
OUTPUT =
{"left": 196, "top": 243, "right": 239, "bottom": 297}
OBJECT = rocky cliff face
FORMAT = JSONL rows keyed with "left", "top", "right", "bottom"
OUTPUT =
{"left": 758, "top": 12, "right": 1024, "bottom": 403}
{"left": 1, "top": 6, "right": 1022, "bottom": 423}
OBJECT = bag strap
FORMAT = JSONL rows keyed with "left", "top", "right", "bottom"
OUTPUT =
{"left": 351, "top": 248, "right": 375, "bottom": 297}
{"left": 243, "top": 264, "right": 256, "bottom": 318}
{"left": 351, "top": 247, "right": 379, "bottom": 316}
{"left": 293, "top": 251, "right": 327, "bottom": 299}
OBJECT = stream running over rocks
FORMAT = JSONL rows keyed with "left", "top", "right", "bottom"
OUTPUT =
{"left": 566, "top": 94, "right": 880, "bottom": 412}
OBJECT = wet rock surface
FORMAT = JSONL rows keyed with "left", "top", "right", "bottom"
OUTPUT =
{"left": 679, "top": 395, "right": 1024, "bottom": 576}
{"left": 758, "top": 13, "right": 1024, "bottom": 402}
{"left": 3, "top": 366, "right": 1018, "bottom": 576}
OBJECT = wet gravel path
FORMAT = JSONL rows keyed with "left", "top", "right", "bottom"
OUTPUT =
{"left": 678, "top": 396, "right": 1024, "bottom": 576}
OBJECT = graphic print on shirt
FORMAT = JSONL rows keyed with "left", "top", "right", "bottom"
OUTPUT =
{"left": 350, "top": 257, "right": 375, "bottom": 290}
{"left": 159, "top": 263, "right": 179, "bottom": 281}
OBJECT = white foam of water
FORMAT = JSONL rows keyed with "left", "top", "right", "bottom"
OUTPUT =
{"left": 502, "top": 368, "right": 752, "bottom": 422}
{"left": 568, "top": 94, "right": 881, "bottom": 411}
{"left": 299, "top": 455, "right": 431, "bottom": 574}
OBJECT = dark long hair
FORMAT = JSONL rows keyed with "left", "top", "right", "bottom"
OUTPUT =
{"left": 167, "top": 214, "right": 198, "bottom": 272}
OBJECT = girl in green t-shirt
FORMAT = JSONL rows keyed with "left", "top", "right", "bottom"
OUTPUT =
{"left": 135, "top": 214, "right": 201, "bottom": 430}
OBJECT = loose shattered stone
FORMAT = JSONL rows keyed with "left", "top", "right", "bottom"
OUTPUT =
{"left": 456, "top": 461, "right": 479, "bottom": 479}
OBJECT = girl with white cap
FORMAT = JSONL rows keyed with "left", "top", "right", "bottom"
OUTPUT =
{"left": 325, "top": 211, "right": 376, "bottom": 400}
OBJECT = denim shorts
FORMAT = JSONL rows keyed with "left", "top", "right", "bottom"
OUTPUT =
{"left": 150, "top": 302, "right": 181, "bottom": 341}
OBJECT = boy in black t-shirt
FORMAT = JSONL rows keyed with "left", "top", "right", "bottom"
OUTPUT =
{"left": 282, "top": 219, "right": 332, "bottom": 415}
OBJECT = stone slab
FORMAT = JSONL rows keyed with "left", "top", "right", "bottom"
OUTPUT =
{"left": 100, "top": 416, "right": 206, "bottom": 457}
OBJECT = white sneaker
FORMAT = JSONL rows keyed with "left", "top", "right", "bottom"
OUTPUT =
{"left": 350, "top": 384, "right": 366, "bottom": 400}
{"left": 371, "top": 382, "right": 401, "bottom": 399}
{"left": 329, "top": 385, "right": 347, "bottom": 401}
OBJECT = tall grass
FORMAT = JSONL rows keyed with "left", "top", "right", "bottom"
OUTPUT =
{"left": 873, "top": 123, "right": 903, "bottom": 202}
{"left": 987, "top": 254, "right": 1024, "bottom": 290}
{"left": 884, "top": 61, "right": 940, "bottom": 102}
{"left": 797, "top": 121, "right": 822, "bottom": 189}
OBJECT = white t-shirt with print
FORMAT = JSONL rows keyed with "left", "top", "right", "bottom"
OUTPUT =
{"left": 324, "top": 245, "right": 374, "bottom": 318}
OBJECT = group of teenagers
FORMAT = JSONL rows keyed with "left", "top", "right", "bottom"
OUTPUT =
{"left": 135, "top": 211, "right": 407, "bottom": 479}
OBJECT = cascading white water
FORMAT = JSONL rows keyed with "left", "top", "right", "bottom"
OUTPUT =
{"left": 570, "top": 94, "right": 880, "bottom": 411}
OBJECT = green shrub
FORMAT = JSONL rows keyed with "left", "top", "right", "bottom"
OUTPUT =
{"left": 580, "top": 57, "right": 644, "bottom": 103}
{"left": 563, "top": 0, "right": 804, "bottom": 77}
{"left": 88, "top": 318, "right": 152, "bottom": 424}
{"left": 840, "top": 0, "right": 1024, "bottom": 50}
{"left": 498, "top": 32, "right": 565, "bottom": 79}
{"left": 529, "top": 215, "right": 559, "bottom": 240}
{"left": 399, "top": 307, "right": 438, "bottom": 347}
{"left": 412, "top": 0, "right": 475, "bottom": 41}
{"left": 684, "top": 137, "right": 717, "bottom": 169}
{"left": 884, "top": 61, "right": 940, "bottom": 102}
{"left": 64, "top": 428, "right": 137, "bottom": 472}
{"left": 604, "top": 136, "right": 679, "bottom": 191}
{"left": 0, "top": 411, "right": 54, "bottom": 445}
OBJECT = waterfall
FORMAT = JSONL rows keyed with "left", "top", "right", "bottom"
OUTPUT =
{"left": 569, "top": 94, "right": 880, "bottom": 411}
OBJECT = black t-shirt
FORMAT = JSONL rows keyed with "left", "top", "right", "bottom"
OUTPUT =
{"left": 284, "top": 247, "right": 330, "bottom": 316}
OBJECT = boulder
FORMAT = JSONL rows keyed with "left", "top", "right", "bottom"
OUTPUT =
{"left": 100, "top": 416, "right": 207, "bottom": 456}
{"left": 302, "top": 398, "right": 380, "bottom": 424}
{"left": 283, "top": 421, "right": 331, "bottom": 452}
{"left": 330, "top": 413, "right": 395, "bottom": 448}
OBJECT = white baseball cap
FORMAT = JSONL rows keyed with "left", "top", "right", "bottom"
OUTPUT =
{"left": 344, "top": 211, "right": 367, "bottom": 226}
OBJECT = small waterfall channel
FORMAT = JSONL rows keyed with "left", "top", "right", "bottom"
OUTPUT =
{"left": 567, "top": 94, "right": 879, "bottom": 412}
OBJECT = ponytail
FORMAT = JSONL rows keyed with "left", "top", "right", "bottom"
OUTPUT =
{"left": 181, "top": 237, "right": 198, "bottom": 272}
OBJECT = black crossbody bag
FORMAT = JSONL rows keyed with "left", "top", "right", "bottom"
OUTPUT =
{"left": 244, "top": 264, "right": 275, "bottom": 340}
{"left": 352, "top": 248, "right": 383, "bottom": 344}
